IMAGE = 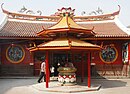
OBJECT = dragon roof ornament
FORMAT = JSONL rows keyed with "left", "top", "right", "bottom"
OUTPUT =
{"left": 1, "top": 3, "right": 120, "bottom": 22}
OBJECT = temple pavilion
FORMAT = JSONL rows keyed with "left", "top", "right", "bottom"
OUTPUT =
{"left": 0, "top": 4, "right": 130, "bottom": 87}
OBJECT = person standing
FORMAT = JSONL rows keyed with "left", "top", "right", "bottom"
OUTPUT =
{"left": 38, "top": 60, "right": 46, "bottom": 83}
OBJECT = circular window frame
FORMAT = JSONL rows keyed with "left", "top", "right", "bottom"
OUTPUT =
{"left": 99, "top": 46, "right": 118, "bottom": 64}
{"left": 6, "top": 45, "right": 25, "bottom": 63}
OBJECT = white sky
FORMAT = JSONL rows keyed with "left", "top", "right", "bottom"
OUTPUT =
{"left": 0, "top": 0, "right": 130, "bottom": 26}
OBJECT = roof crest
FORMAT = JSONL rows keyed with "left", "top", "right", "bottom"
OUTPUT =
{"left": 114, "top": 16, "right": 130, "bottom": 35}
{"left": 74, "top": 5, "right": 120, "bottom": 22}
{"left": 1, "top": 3, "right": 120, "bottom": 22}
{"left": 8, "top": 18, "right": 57, "bottom": 24}
{"left": 0, "top": 14, "right": 8, "bottom": 31}
{"left": 76, "top": 20, "right": 115, "bottom": 24}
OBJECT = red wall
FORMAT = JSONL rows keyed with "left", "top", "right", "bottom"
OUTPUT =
{"left": 1, "top": 41, "right": 124, "bottom": 76}
{"left": 1, "top": 44, "right": 33, "bottom": 65}
{"left": 91, "top": 41, "right": 122, "bottom": 65}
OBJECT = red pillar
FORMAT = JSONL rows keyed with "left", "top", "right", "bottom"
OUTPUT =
{"left": 81, "top": 53, "right": 84, "bottom": 82}
{"left": 87, "top": 52, "right": 91, "bottom": 88}
{"left": 128, "top": 43, "right": 130, "bottom": 65}
{"left": 127, "top": 43, "right": 130, "bottom": 76}
{"left": 45, "top": 51, "right": 49, "bottom": 88}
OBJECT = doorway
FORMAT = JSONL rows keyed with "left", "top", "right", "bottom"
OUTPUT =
{"left": 52, "top": 52, "right": 88, "bottom": 77}
{"left": 34, "top": 52, "right": 45, "bottom": 76}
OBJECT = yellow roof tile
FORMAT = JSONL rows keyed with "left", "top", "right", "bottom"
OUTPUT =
{"left": 49, "top": 16, "right": 87, "bottom": 29}
{"left": 38, "top": 37, "right": 100, "bottom": 48}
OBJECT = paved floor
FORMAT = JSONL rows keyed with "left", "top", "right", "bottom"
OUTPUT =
{"left": 0, "top": 77, "right": 130, "bottom": 94}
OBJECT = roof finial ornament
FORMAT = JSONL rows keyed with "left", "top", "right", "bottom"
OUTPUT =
{"left": 57, "top": 7, "right": 75, "bottom": 17}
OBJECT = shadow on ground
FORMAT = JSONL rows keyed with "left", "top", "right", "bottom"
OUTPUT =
{"left": 76, "top": 78, "right": 127, "bottom": 89}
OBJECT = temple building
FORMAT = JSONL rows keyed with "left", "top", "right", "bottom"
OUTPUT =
{"left": 0, "top": 4, "right": 130, "bottom": 81}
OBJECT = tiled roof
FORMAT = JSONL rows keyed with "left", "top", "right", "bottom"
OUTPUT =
{"left": 37, "top": 14, "right": 94, "bottom": 36}
{"left": 79, "top": 22, "right": 129, "bottom": 37}
{"left": 29, "top": 37, "right": 100, "bottom": 51}
{"left": 48, "top": 16, "right": 87, "bottom": 30}
{"left": 0, "top": 19, "right": 129, "bottom": 38}
{"left": 38, "top": 37, "right": 100, "bottom": 47}
{"left": 0, "top": 20, "right": 53, "bottom": 38}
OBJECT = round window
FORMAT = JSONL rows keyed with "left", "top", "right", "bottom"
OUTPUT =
{"left": 100, "top": 46, "right": 118, "bottom": 63}
{"left": 6, "top": 45, "right": 25, "bottom": 63}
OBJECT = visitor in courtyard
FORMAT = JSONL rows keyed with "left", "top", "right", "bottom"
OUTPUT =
{"left": 50, "top": 65, "right": 55, "bottom": 77}
{"left": 37, "top": 59, "right": 46, "bottom": 83}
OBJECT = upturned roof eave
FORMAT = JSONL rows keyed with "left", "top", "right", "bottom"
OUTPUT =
{"left": 1, "top": 4, "right": 120, "bottom": 22}
{"left": 81, "top": 36, "right": 130, "bottom": 40}
{"left": 29, "top": 46, "right": 101, "bottom": 52}
{"left": 37, "top": 14, "right": 94, "bottom": 36}
{"left": 29, "top": 37, "right": 101, "bottom": 51}
{"left": 37, "top": 27, "right": 94, "bottom": 36}
{"left": 74, "top": 5, "right": 120, "bottom": 19}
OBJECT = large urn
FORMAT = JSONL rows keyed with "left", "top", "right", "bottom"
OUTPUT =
{"left": 57, "top": 65, "right": 77, "bottom": 86}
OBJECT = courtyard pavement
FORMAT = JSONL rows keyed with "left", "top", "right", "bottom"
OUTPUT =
{"left": 0, "top": 77, "right": 130, "bottom": 94}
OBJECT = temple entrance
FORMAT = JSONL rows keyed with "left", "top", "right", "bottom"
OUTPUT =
{"left": 33, "top": 51, "right": 93, "bottom": 77}
{"left": 52, "top": 52, "right": 71, "bottom": 76}
{"left": 52, "top": 52, "right": 88, "bottom": 77}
